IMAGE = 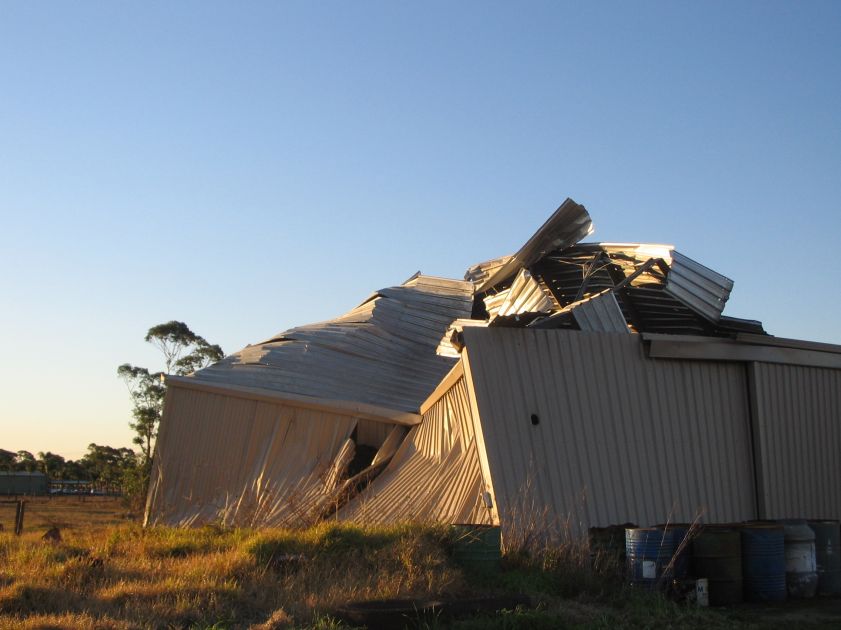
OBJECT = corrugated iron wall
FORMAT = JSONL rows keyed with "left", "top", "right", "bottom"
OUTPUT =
{"left": 462, "top": 328, "right": 757, "bottom": 534}
{"left": 356, "top": 419, "right": 395, "bottom": 447}
{"left": 340, "top": 374, "right": 494, "bottom": 525}
{"left": 750, "top": 362, "right": 841, "bottom": 519}
{"left": 145, "top": 385, "right": 357, "bottom": 527}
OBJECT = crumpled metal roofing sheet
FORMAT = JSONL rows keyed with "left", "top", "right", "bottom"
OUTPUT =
{"left": 485, "top": 269, "right": 557, "bottom": 319}
{"left": 560, "top": 290, "right": 629, "bottom": 333}
{"left": 192, "top": 275, "right": 474, "bottom": 413}
{"left": 461, "top": 327, "right": 757, "bottom": 534}
{"left": 530, "top": 243, "right": 733, "bottom": 334}
{"left": 665, "top": 251, "right": 734, "bottom": 323}
{"left": 340, "top": 372, "right": 493, "bottom": 525}
{"left": 477, "top": 198, "right": 593, "bottom": 292}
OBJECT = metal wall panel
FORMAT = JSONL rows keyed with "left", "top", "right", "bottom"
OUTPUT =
{"left": 145, "top": 385, "right": 358, "bottom": 527}
{"left": 462, "top": 328, "right": 756, "bottom": 534}
{"left": 341, "top": 374, "right": 494, "bottom": 525}
{"left": 750, "top": 362, "right": 841, "bottom": 519}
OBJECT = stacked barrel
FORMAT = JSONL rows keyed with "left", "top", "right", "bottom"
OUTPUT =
{"left": 809, "top": 520, "right": 841, "bottom": 596}
{"left": 693, "top": 526, "right": 743, "bottom": 606}
{"left": 618, "top": 518, "right": 841, "bottom": 605}
{"left": 741, "top": 523, "right": 786, "bottom": 602}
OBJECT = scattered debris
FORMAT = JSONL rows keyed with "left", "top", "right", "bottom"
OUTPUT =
{"left": 42, "top": 527, "right": 62, "bottom": 543}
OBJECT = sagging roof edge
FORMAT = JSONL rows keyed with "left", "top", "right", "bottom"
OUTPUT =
{"left": 165, "top": 375, "right": 422, "bottom": 426}
{"left": 419, "top": 360, "right": 465, "bottom": 415}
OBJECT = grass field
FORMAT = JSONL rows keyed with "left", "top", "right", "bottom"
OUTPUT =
{"left": 1, "top": 498, "right": 841, "bottom": 629}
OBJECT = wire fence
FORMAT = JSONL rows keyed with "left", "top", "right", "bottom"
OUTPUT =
{"left": 0, "top": 495, "right": 131, "bottom": 535}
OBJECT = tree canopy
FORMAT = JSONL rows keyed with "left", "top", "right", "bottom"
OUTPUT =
{"left": 119, "top": 321, "right": 224, "bottom": 475}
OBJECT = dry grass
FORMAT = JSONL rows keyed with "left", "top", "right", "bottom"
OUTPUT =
{"left": 0, "top": 496, "right": 132, "bottom": 535}
{"left": 0, "top": 499, "right": 464, "bottom": 628}
{"left": 1, "top": 498, "right": 837, "bottom": 629}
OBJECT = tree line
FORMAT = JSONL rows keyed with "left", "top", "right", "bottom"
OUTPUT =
{"left": 0, "top": 444, "right": 137, "bottom": 488}
{"left": 1, "top": 321, "right": 223, "bottom": 505}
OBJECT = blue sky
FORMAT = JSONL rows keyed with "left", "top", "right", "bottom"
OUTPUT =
{"left": 1, "top": 1, "right": 839, "bottom": 458}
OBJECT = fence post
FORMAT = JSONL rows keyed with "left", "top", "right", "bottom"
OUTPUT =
{"left": 14, "top": 500, "right": 25, "bottom": 535}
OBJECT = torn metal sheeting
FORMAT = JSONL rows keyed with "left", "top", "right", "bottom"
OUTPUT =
{"left": 465, "top": 255, "right": 514, "bottom": 286}
{"left": 664, "top": 251, "right": 734, "bottom": 323}
{"left": 476, "top": 198, "right": 593, "bottom": 293}
{"left": 526, "top": 243, "right": 736, "bottom": 335}
{"left": 485, "top": 269, "right": 557, "bottom": 319}
{"left": 531, "top": 289, "right": 629, "bottom": 333}
{"left": 436, "top": 319, "right": 489, "bottom": 358}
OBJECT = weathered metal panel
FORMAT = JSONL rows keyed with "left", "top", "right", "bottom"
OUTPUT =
{"left": 750, "top": 362, "right": 841, "bottom": 520}
{"left": 341, "top": 373, "right": 494, "bottom": 525}
{"left": 461, "top": 328, "right": 756, "bottom": 535}
{"left": 145, "top": 385, "right": 358, "bottom": 527}
{"left": 665, "top": 251, "right": 733, "bottom": 323}
{"left": 566, "top": 290, "right": 629, "bottom": 333}
{"left": 193, "top": 274, "right": 474, "bottom": 414}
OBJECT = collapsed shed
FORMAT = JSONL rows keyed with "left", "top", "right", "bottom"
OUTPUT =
{"left": 146, "top": 199, "right": 841, "bottom": 534}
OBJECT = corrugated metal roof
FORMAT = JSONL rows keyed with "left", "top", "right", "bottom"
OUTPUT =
{"left": 191, "top": 275, "right": 473, "bottom": 414}
{"left": 477, "top": 198, "right": 593, "bottom": 292}
{"left": 462, "top": 327, "right": 757, "bottom": 533}
{"left": 465, "top": 255, "right": 513, "bottom": 286}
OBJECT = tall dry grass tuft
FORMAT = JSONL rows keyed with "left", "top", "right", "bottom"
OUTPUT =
{"left": 496, "top": 477, "right": 601, "bottom": 599}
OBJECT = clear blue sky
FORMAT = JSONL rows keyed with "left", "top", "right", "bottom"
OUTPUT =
{"left": 1, "top": 2, "right": 839, "bottom": 459}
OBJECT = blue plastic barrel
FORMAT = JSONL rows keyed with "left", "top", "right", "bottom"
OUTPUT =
{"left": 626, "top": 527, "right": 678, "bottom": 587}
{"left": 655, "top": 523, "right": 692, "bottom": 580}
{"left": 741, "top": 523, "right": 787, "bottom": 602}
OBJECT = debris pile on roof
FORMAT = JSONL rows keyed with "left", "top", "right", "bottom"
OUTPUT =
{"left": 440, "top": 198, "right": 764, "bottom": 356}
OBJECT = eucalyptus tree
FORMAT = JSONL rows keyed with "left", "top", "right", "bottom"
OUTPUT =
{"left": 119, "top": 321, "right": 224, "bottom": 472}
